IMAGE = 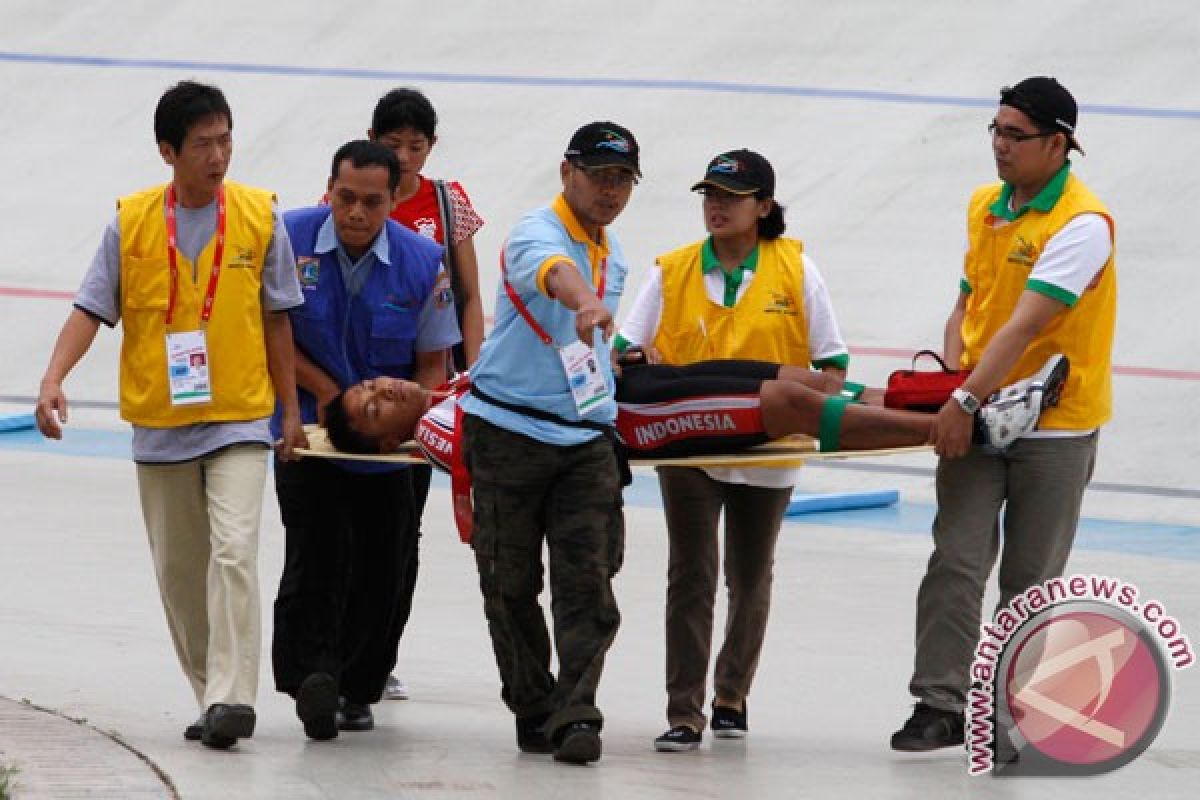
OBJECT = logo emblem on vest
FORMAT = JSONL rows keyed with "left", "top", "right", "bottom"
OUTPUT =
{"left": 228, "top": 246, "right": 257, "bottom": 269}
{"left": 1008, "top": 236, "right": 1039, "bottom": 267}
{"left": 763, "top": 290, "right": 797, "bottom": 315}
{"left": 296, "top": 256, "right": 320, "bottom": 287}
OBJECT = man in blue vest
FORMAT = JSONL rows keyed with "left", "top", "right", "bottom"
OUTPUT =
{"left": 270, "top": 140, "right": 460, "bottom": 741}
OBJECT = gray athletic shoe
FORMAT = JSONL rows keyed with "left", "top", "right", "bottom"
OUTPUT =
{"left": 978, "top": 354, "right": 1070, "bottom": 450}
{"left": 384, "top": 674, "right": 409, "bottom": 700}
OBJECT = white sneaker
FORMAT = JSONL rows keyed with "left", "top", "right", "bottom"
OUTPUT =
{"left": 384, "top": 675, "right": 410, "bottom": 700}
{"left": 978, "top": 354, "right": 1070, "bottom": 451}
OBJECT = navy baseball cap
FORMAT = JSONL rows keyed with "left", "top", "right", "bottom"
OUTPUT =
{"left": 565, "top": 121, "right": 641, "bottom": 176}
{"left": 691, "top": 149, "right": 775, "bottom": 196}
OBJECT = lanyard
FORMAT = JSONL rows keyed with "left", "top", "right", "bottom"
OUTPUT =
{"left": 499, "top": 244, "right": 606, "bottom": 345}
{"left": 165, "top": 183, "right": 226, "bottom": 326}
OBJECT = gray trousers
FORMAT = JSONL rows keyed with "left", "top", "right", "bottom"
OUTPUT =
{"left": 658, "top": 466, "right": 793, "bottom": 732}
{"left": 909, "top": 433, "right": 1099, "bottom": 712}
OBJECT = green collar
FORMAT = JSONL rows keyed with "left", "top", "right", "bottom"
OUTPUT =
{"left": 701, "top": 237, "right": 759, "bottom": 273}
{"left": 990, "top": 160, "right": 1072, "bottom": 221}
{"left": 701, "top": 237, "right": 760, "bottom": 307}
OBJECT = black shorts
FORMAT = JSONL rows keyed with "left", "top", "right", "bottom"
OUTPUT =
{"left": 615, "top": 360, "right": 780, "bottom": 459}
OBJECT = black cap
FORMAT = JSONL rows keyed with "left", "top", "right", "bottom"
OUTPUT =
{"left": 565, "top": 121, "right": 641, "bottom": 176}
{"left": 1000, "top": 76, "right": 1085, "bottom": 154}
{"left": 690, "top": 149, "right": 775, "bottom": 196}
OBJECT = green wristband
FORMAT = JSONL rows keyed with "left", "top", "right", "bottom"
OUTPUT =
{"left": 840, "top": 381, "right": 866, "bottom": 402}
{"left": 819, "top": 395, "right": 850, "bottom": 453}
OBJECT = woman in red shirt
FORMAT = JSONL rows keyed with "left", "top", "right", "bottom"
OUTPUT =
{"left": 369, "top": 88, "right": 486, "bottom": 371}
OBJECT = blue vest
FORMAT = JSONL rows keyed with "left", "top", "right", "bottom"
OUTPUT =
{"left": 271, "top": 207, "right": 442, "bottom": 469}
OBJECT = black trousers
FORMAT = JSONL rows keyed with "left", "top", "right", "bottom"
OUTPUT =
{"left": 272, "top": 456, "right": 417, "bottom": 705}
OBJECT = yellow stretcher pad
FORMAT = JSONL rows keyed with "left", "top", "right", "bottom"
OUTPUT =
{"left": 293, "top": 425, "right": 931, "bottom": 467}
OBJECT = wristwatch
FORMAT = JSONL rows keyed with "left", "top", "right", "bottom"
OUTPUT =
{"left": 951, "top": 387, "right": 981, "bottom": 415}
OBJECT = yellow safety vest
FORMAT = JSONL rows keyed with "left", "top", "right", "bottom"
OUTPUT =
{"left": 653, "top": 237, "right": 812, "bottom": 366}
{"left": 961, "top": 174, "right": 1117, "bottom": 429}
{"left": 117, "top": 181, "right": 277, "bottom": 427}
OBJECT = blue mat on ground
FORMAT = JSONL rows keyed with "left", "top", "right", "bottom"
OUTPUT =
{"left": 786, "top": 489, "right": 900, "bottom": 515}
{"left": 0, "top": 412, "right": 36, "bottom": 432}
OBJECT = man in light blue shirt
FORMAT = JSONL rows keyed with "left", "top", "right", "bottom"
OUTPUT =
{"left": 460, "top": 121, "right": 640, "bottom": 765}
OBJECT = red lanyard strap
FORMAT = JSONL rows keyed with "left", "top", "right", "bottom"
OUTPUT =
{"left": 165, "top": 183, "right": 227, "bottom": 326}
{"left": 499, "top": 243, "right": 605, "bottom": 346}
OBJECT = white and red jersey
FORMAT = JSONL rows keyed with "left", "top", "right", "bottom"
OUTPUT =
{"left": 414, "top": 390, "right": 460, "bottom": 474}
{"left": 415, "top": 362, "right": 777, "bottom": 474}
{"left": 417, "top": 363, "right": 776, "bottom": 544}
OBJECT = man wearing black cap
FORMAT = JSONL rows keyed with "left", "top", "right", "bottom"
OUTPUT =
{"left": 891, "top": 77, "right": 1117, "bottom": 754}
{"left": 457, "top": 121, "right": 640, "bottom": 765}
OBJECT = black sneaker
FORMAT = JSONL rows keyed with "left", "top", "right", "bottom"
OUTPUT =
{"left": 890, "top": 702, "right": 965, "bottom": 752}
{"left": 295, "top": 672, "right": 339, "bottom": 741}
{"left": 183, "top": 714, "right": 204, "bottom": 742}
{"left": 553, "top": 721, "right": 602, "bottom": 765}
{"left": 336, "top": 700, "right": 375, "bottom": 732}
{"left": 516, "top": 713, "right": 553, "bottom": 754}
{"left": 201, "top": 703, "right": 256, "bottom": 750}
{"left": 654, "top": 725, "right": 701, "bottom": 752}
{"left": 711, "top": 703, "right": 747, "bottom": 739}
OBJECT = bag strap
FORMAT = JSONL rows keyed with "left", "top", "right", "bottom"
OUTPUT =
{"left": 468, "top": 384, "right": 631, "bottom": 487}
{"left": 469, "top": 384, "right": 612, "bottom": 433}
{"left": 911, "top": 349, "right": 955, "bottom": 373}
{"left": 432, "top": 180, "right": 465, "bottom": 320}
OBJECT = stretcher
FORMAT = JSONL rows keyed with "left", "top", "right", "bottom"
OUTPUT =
{"left": 293, "top": 425, "right": 932, "bottom": 467}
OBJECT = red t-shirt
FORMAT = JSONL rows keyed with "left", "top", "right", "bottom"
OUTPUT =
{"left": 390, "top": 177, "right": 484, "bottom": 246}
{"left": 319, "top": 176, "right": 484, "bottom": 245}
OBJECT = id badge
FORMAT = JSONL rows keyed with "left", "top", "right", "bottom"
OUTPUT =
{"left": 559, "top": 339, "right": 610, "bottom": 415}
{"left": 166, "top": 329, "right": 213, "bottom": 406}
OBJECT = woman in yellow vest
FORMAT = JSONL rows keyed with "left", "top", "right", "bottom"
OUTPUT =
{"left": 615, "top": 149, "right": 850, "bottom": 752}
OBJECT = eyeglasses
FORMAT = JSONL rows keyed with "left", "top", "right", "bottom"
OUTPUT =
{"left": 988, "top": 122, "right": 1057, "bottom": 144}
{"left": 574, "top": 164, "right": 638, "bottom": 188}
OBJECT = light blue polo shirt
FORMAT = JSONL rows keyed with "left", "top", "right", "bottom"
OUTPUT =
{"left": 460, "top": 194, "right": 628, "bottom": 445}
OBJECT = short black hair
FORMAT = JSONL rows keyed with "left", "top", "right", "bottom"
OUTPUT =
{"left": 371, "top": 88, "right": 438, "bottom": 140}
{"left": 758, "top": 199, "right": 787, "bottom": 240}
{"left": 154, "top": 81, "right": 232, "bottom": 152}
{"left": 330, "top": 140, "right": 402, "bottom": 191}
{"left": 323, "top": 391, "right": 381, "bottom": 454}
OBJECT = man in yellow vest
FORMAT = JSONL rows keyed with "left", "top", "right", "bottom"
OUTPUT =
{"left": 34, "top": 81, "right": 307, "bottom": 750}
{"left": 891, "top": 77, "right": 1117, "bottom": 752}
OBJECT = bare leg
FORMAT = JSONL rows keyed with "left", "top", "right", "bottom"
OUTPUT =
{"left": 760, "top": 381, "right": 931, "bottom": 450}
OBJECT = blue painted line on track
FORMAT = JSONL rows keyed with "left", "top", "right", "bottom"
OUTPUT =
{"left": 4, "top": 426, "right": 1196, "bottom": 561}
{"left": 3, "top": 51, "right": 1200, "bottom": 122}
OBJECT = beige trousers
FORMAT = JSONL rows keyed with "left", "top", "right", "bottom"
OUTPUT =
{"left": 136, "top": 444, "right": 267, "bottom": 709}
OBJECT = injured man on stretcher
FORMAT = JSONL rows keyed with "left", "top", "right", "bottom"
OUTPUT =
{"left": 317, "top": 354, "right": 1070, "bottom": 470}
